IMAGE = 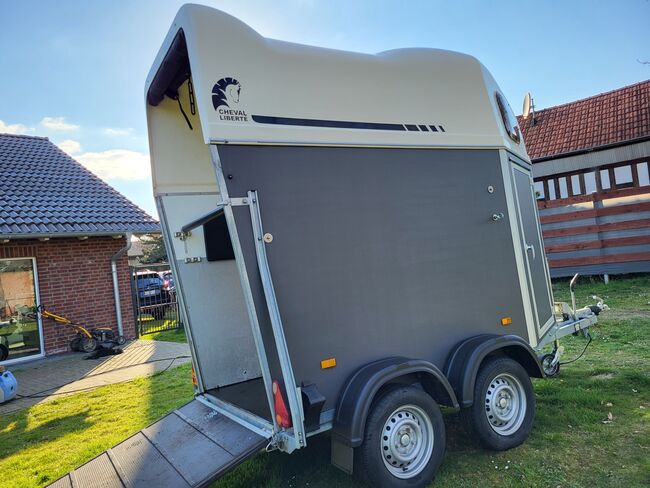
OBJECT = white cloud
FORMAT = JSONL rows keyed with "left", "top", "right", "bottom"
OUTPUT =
{"left": 40, "top": 116, "right": 80, "bottom": 131}
{"left": 0, "top": 119, "right": 34, "bottom": 134}
{"left": 103, "top": 127, "right": 133, "bottom": 137}
{"left": 57, "top": 139, "right": 82, "bottom": 155}
{"left": 76, "top": 149, "right": 150, "bottom": 181}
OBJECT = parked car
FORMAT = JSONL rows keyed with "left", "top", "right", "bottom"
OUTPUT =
{"left": 133, "top": 271, "right": 171, "bottom": 320}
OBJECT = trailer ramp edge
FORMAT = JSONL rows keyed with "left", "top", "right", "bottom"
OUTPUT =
{"left": 47, "top": 399, "right": 269, "bottom": 488}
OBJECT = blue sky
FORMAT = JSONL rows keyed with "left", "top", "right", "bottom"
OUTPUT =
{"left": 1, "top": 0, "right": 649, "bottom": 218}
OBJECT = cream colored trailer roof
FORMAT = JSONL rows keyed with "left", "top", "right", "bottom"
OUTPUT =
{"left": 146, "top": 3, "right": 528, "bottom": 159}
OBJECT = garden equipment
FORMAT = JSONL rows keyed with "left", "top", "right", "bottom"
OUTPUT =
{"left": 36, "top": 305, "right": 126, "bottom": 353}
{"left": 0, "top": 365, "right": 17, "bottom": 403}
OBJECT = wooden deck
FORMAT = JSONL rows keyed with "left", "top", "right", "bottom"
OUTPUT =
{"left": 47, "top": 400, "right": 268, "bottom": 488}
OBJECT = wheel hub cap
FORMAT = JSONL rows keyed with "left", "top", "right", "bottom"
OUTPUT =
{"left": 381, "top": 405, "right": 434, "bottom": 479}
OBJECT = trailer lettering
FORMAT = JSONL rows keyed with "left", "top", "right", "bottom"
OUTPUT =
{"left": 218, "top": 107, "right": 248, "bottom": 122}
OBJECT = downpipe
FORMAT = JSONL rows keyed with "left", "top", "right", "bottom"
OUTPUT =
{"left": 110, "top": 233, "right": 132, "bottom": 337}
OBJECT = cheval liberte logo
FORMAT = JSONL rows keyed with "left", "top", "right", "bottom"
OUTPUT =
{"left": 212, "top": 77, "right": 248, "bottom": 122}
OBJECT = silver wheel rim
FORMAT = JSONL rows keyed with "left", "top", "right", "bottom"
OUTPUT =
{"left": 542, "top": 356, "right": 556, "bottom": 375}
{"left": 484, "top": 373, "right": 527, "bottom": 435}
{"left": 380, "top": 404, "right": 434, "bottom": 479}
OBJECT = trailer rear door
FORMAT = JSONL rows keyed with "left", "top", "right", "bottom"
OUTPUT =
{"left": 510, "top": 161, "right": 555, "bottom": 337}
{"left": 47, "top": 399, "right": 269, "bottom": 488}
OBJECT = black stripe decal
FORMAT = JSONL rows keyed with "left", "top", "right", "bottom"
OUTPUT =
{"left": 404, "top": 124, "right": 419, "bottom": 131}
{"left": 252, "top": 115, "right": 406, "bottom": 131}
{"left": 418, "top": 125, "right": 429, "bottom": 132}
{"left": 428, "top": 125, "right": 438, "bottom": 132}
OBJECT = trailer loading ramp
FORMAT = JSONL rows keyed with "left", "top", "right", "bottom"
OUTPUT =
{"left": 47, "top": 400, "right": 269, "bottom": 488}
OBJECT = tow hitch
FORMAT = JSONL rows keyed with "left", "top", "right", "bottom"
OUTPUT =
{"left": 536, "top": 273, "right": 609, "bottom": 377}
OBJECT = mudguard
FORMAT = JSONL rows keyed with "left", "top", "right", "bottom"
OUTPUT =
{"left": 444, "top": 334, "right": 544, "bottom": 407}
{"left": 332, "top": 357, "right": 458, "bottom": 448}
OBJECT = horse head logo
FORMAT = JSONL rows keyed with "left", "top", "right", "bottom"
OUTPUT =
{"left": 212, "top": 77, "right": 241, "bottom": 109}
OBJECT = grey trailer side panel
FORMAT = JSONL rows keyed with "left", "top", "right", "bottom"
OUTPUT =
{"left": 218, "top": 145, "right": 529, "bottom": 410}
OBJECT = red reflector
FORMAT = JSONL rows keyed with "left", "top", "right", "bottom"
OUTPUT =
{"left": 272, "top": 380, "right": 292, "bottom": 428}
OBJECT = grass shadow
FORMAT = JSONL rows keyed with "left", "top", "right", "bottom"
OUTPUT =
{"left": 0, "top": 410, "right": 92, "bottom": 460}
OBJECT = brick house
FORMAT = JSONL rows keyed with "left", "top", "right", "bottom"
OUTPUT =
{"left": 0, "top": 133, "right": 159, "bottom": 364}
{"left": 519, "top": 79, "right": 650, "bottom": 278}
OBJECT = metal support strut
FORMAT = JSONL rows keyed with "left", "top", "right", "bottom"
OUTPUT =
{"left": 248, "top": 190, "right": 307, "bottom": 452}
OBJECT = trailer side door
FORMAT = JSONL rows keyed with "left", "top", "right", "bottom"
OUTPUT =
{"left": 510, "top": 161, "right": 555, "bottom": 337}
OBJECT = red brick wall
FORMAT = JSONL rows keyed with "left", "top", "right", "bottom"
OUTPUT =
{"left": 0, "top": 236, "right": 136, "bottom": 355}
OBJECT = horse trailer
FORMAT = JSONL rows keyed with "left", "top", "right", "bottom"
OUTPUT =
{"left": 50, "top": 5, "right": 608, "bottom": 488}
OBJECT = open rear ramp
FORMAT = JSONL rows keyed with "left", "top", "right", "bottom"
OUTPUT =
{"left": 47, "top": 400, "right": 269, "bottom": 488}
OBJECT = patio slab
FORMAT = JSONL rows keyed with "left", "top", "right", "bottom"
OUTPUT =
{"left": 0, "top": 339, "right": 191, "bottom": 415}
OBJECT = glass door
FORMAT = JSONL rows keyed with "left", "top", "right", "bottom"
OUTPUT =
{"left": 0, "top": 258, "right": 43, "bottom": 363}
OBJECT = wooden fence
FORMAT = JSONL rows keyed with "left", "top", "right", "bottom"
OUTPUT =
{"left": 537, "top": 186, "right": 650, "bottom": 276}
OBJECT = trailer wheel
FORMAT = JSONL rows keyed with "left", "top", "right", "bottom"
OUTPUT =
{"left": 356, "top": 386, "right": 445, "bottom": 488}
{"left": 540, "top": 353, "right": 560, "bottom": 377}
{"left": 463, "top": 357, "right": 535, "bottom": 451}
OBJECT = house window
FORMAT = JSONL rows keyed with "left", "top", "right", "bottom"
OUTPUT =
{"left": 584, "top": 171, "right": 597, "bottom": 193}
{"left": 570, "top": 174, "right": 582, "bottom": 195}
{"left": 534, "top": 181, "right": 545, "bottom": 200}
{"left": 558, "top": 177, "right": 569, "bottom": 198}
{"left": 547, "top": 178, "right": 557, "bottom": 200}
{"left": 0, "top": 258, "right": 42, "bottom": 363}
{"left": 637, "top": 162, "right": 649, "bottom": 187}
{"left": 614, "top": 165, "right": 633, "bottom": 188}
{"left": 600, "top": 169, "right": 611, "bottom": 190}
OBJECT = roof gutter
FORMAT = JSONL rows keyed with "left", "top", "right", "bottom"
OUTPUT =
{"left": 0, "top": 231, "right": 159, "bottom": 240}
{"left": 530, "top": 134, "right": 650, "bottom": 163}
{"left": 110, "top": 233, "right": 132, "bottom": 337}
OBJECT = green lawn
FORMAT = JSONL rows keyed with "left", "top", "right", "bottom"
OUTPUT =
{"left": 138, "top": 326, "right": 187, "bottom": 343}
{"left": 1, "top": 275, "right": 649, "bottom": 487}
{"left": 0, "top": 364, "right": 194, "bottom": 488}
{"left": 136, "top": 307, "right": 187, "bottom": 342}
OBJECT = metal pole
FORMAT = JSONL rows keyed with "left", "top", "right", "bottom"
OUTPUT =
{"left": 110, "top": 233, "right": 132, "bottom": 336}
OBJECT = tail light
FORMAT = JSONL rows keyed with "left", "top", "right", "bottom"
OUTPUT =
{"left": 272, "top": 380, "right": 291, "bottom": 428}
{"left": 191, "top": 366, "right": 197, "bottom": 386}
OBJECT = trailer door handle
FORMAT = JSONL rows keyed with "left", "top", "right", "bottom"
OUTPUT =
{"left": 525, "top": 243, "right": 536, "bottom": 260}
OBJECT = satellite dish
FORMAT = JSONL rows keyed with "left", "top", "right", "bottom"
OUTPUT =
{"left": 523, "top": 93, "right": 532, "bottom": 118}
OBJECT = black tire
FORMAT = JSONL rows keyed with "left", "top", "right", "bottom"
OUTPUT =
{"left": 116, "top": 335, "right": 126, "bottom": 346}
{"left": 356, "top": 386, "right": 446, "bottom": 488}
{"left": 540, "top": 353, "right": 560, "bottom": 377}
{"left": 462, "top": 357, "right": 535, "bottom": 451}
{"left": 80, "top": 336, "right": 98, "bottom": 353}
{"left": 69, "top": 336, "right": 82, "bottom": 352}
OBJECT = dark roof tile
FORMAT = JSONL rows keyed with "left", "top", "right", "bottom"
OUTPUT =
{"left": 0, "top": 133, "right": 160, "bottom": 236}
